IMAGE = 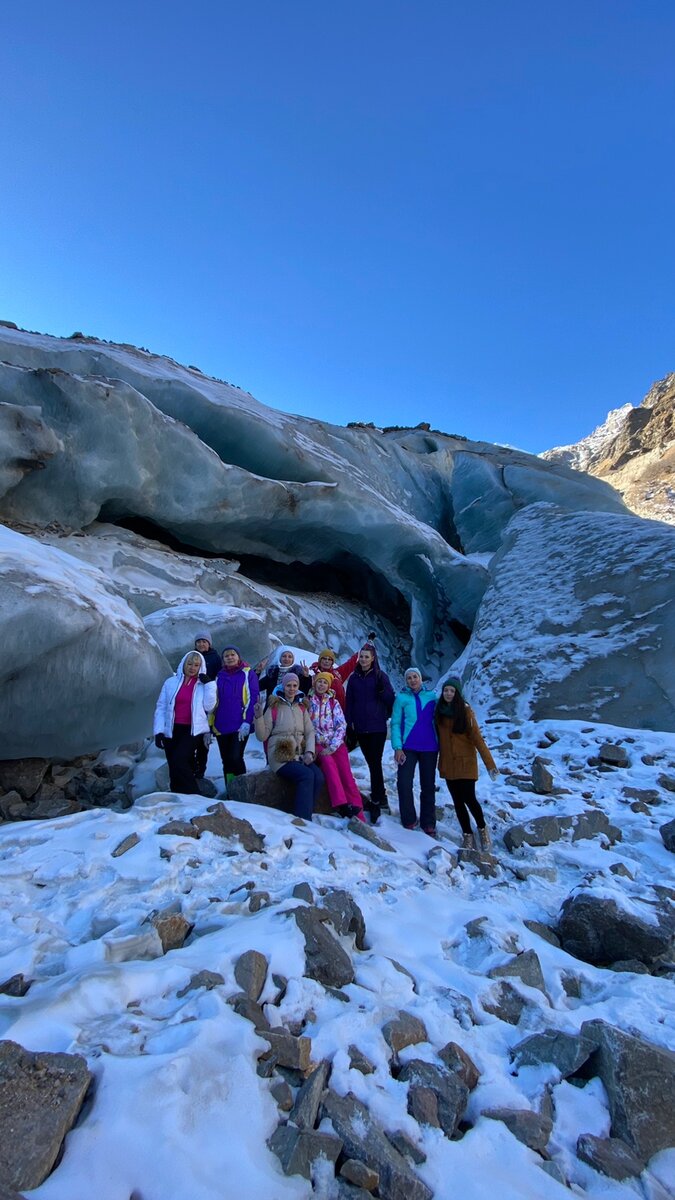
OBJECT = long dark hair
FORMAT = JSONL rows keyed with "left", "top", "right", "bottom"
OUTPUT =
{"left": 437, "top": 687, "right": 468, "bottom": 734}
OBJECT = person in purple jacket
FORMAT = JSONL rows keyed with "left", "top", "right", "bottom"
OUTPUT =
{"left": 213, "top": 646, "right": 260, "bottom": 788}
{"left": 344, "top": 642, "right": 395, "bottom": 824}
{"left": 391, "top": 667, "right": 439, "bottom": 835}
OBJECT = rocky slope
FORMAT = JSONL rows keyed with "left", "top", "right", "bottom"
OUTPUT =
{"left": 542, "top": 374, "right": 675, "bottom": 525}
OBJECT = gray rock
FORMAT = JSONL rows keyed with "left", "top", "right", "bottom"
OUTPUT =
{"left": 482, "top": 1106, "right": 552, "bottom": 1153}
{"left": 227, "top": 769, "right": 333, "bottom": 816}
{"left": 157, "top": 819, "right": 200, "bottom": 838}
{"left": 482, "top": 980, "right": 527, "bottom": 1026}
{"left": 579, "top": 1019, "right": 675, "bottom": 1160}
{"left": 437, "top": 1042, "right": 480, "bottom": 1091}
{"left": 571, "top": 809, "right": 621, "bottom": 843}
{"left": 599, "top": 743, "right": 629, "bottom": 767}
{"left": 234, "top": 950, "right": 268, "bottom": 1001}
{"left": 512, "top": 1028, "right": 596, "bottom": 1078}
{"left": 0, "top": 792, "right": 28, "bottom": 821}
{"left": 227, "top": 994, "right": 270, "bottom": 1031}
{"left": 347, "top": 817, "right": 396, "bottom": 852}
{"left": 103, "top": 927, "right": 164, "bottom": 962}
{"left": 609, "top": 959, "right": 651, "bottom": 974}
{"left": 0, "top": 975, "right": 31, "bottom": 998}
{"left": 399, "top": 1059, "right": 469, "bottom": 1138}
{"left": 407, "top": 1085, "right": 439, "bottom": 1127}
{"left": 503, "top": 814, "right": 570, "bottom": 851}
{"left": 523, "top": 919, "right": 561, "bottom": 947}
{"left": 660, "top": 818, "right": 675, "bottom": 853}
{"left": 268, "top": 1125, "right": 342, "bottom": 1180}
{"left": 658, "top": 773, "right": 675, "bottom": 793}
{"left": 151, "top": 909, "right": 192, "bottom": 953}
{"left": 539, "top": 1160, "right": 567, "bottom": 1185}
{"left": 259, "top": 1030, "right": 312, "bottom": 1073}
{"left": 0, "top": 1040, "right": 91, "bottom": 1190}
{"left": 270, "top": 1078, "right": 294, "bottom": 1112}
{"left": 0, "top": 760, "right": 49, "bottom": 799}
{"left": 321, "top": 1090, "right": 433, "bottom": 1200}
{"left": 176, "top": 970, "right": 224, "bottom": 998}
{"left": 609, "top": 862, "right": 634, "bottom": 879}
{"left": 248, "top": 891, "right": 271, "bottom": 913}
{"left": 191, "top": 803, "right": 264, "bottom": 852}
{"left": 382, "top": 1012, "right": 428, "bottom": 1055}
{"left": 387, "top": 958, "right": 418, "bottom": 992}
{"left": 340, "top": 1160, "right": 380, "bottom": 1191}
{"left": 531, "top": 758, "right": 554, "bottom": 794}
{"left": 577, "top": 1133, "right": 645, "bottom": 1180}
{"left": 320, "top": 889, "right": 367, "bottom": 950}
{"left": 291, "top": 906, "right": 355, "bottom": 988}
{"left": 288, "top": 1060, "right": 330, "bottom": 1130}
{"left": 292, "top": 882, "right": 314, "bottom": 903}
{"left": 489, "top": 949, "right": 548, "bottom": 998}
{"left": 349, "top": 1046, "right": 376, "bottom": 1075}
{"left": 386, "top": 1131, "right": 427, "bottom": 1165}
{"left": 558, "top": 892, "right": 675, "bottom": 966}
{"left": 622, "top": 786, "right": 661, "bottom": 804}
{"left": 111, "top": 832, "right": 140, "bottom": 858}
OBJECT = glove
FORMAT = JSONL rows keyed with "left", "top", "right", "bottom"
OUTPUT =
{"left": 366, "top": 630, "right": 377, "bottom": 640}
{"left": 489, "top": 769, "right": 499, "bottom": 782}
{"left": 154, "top": 734, "right": 165, "bottom": 750}
{"left": 238, "top": 722, "right": 250, "bottom": 742}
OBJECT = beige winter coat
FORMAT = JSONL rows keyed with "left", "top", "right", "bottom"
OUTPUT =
{"left": 435, "top": 704, "right": 496, "bottom": 781}
{"left": 254, "top": 696, "right": 316, "bottom": 773}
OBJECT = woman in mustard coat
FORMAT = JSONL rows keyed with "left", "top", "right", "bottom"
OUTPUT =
{"left": 434, "top": 676, "right": 498, "bottom": 851}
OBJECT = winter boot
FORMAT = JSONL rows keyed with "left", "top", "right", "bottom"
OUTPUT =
{"left": 334, "top": 804, "right": 352, "bottom": 818}
{"left": 478, "top": 825, "right": 492, "bottom": 853}
{"left": 369, "top": 802, "right": 381, "bottom": 826}
{"left": 461, "top": 832, "right": 476, "bottom": 852}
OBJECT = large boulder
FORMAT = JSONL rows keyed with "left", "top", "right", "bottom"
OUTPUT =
{"left": 0, "top": 526, "right": 169, "bottom": 759}
{"left": 557, "top": 892, "right": 675, "bottom": 967}
{"left": 459, "top": 503, "right": 675, "bottom": 731}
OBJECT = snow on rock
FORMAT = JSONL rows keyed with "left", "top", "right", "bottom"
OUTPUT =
{"left": 458, "top": 503, "right": 675, "bottom": 732}
{"left": 0, "top": 524, "right": 169, "bottom": 758}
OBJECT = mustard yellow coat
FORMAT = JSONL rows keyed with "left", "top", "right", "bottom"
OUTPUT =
{"left": 435, "top": 704, "right": 496, "bottom": 781}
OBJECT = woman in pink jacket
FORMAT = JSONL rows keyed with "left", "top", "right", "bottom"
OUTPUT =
{"left": 308, "top": 674, "right": 365, "bottom": 820}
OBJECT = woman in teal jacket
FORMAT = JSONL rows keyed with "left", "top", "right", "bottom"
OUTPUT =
{"left": 391, "top": 667, "right": 439, "bottom": 834}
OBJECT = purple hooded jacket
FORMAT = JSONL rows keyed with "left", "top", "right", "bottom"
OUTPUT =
{"left": 344, "top": 649, "right": 395, "bottom": 734}
{"left": 214, "top": 654, "right": 260, "bottom": 735}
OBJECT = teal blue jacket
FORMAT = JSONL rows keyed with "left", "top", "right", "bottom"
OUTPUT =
{"left": 391, "top": 686, "right": 438, "bottom": 752}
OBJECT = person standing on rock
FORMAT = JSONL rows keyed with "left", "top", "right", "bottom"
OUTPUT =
{"left": 434, "top": 676, "right": 498, "bottom": 852}
{"left": 344, "top": 642, "right": 395, "bottom": 824}
{"left": 309, "top": 635, "right": 375, "bottom": 711}
{"left": 153, "top": 651, "right": 217, "bottom": 794}
{"left": 257, "top": 646, "right": 311, "bottom": 708}
{"left": 308, "top": 673, "right": 365, "bottom": 820}
{"left": 391, "top": 668, "right": 439, "bottom": 835}
{"left": 192, "top": 630, "right": 221, "bottom": 778}
{"left": 213, "top": 647, "right": 259, "bottom": 789}
{"left": 253, "top": 673, "right": 323, "bottom": 820}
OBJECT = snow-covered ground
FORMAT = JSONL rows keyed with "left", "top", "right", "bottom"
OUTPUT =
{"left": 1, "top": 717, "right": 674, "bottom": 1199}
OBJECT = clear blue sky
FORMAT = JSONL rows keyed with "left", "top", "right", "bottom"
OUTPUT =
{"left": 1, "top": 1, "right": 673, "bottom": 452}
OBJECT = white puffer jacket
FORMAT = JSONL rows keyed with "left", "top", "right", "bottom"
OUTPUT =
{"left": 153, "top": 652, "right": 217, "bottom": 737}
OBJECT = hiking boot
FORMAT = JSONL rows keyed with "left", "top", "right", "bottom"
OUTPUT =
{"left": 403, "top": 821, "right": 419, "bottom": 831}
{"left": 478, "top": 826, "right": 492, "bottom": 852}
{"left": 422, "top": 826, "right": 437, "bottom": 839}
{"left": 334, "top": 804, "right": 352, "bottom": 818}
{"left": 461, "top": 832, "right": 475, "bottom": 852}
{"left": 380, "top": 799, "right": 391, "bottom": 814}
{"left": 369, "top": 803, "right": 381, "bottom": 826}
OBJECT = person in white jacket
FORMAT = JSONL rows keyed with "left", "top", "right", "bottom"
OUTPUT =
{"left": 153, "top": 651, "right": 217, "bottom": 794}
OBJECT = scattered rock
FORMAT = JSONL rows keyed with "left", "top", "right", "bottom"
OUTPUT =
{"left": 0, "top": 975, "right": 32, "bottom": 998}
{"left": 0, "top": 760, "right": 49, "bottom": 800}
{"left": 598, "top": 743, "right": 629, "bottom": 767}
{"left": 579, "top": 1019, "right": 675, "bottom": 1160}
{"left": 320, "top": 889, "right": 367, "bottom": 950}
{"left": 151, "top": 909, "right": 192, "bottom": 953}
{"left": 268, "top": 1125, "right": 342, "bottom": 1180}
{"left": 227, "top": 769, "right": 333, "bottom": 815}
{"left": 270, "top": 1078, "right": 294, "bottom": 1112}
{"left": 248, "top": 891, "right": 271, "bottom": 913}
{"left": 512, "top": 1028, "right": 597, "bottom": 1078}
{"left": 348, "top": 1045, "right": 376, "bottom": 1075}
{"left": 103, "top": 928, "right": 164, "bottom": 963}
{"left": 292, "top": 882, "right": 314, "bottom": 903}
{"left": 398, "top": 1059, "right": 469, "bottom": 1138}
{"left": 504, "top": 809, "right": 619, "bottom": 851}
{"left": 386, "top": 1131, "right": 427, "bottom": 1165}
{"left": 531, "top": 758, "right": 553, "bottom": 794}
{"left": 111, "top": 832, "right": 140, "bottom": 858}
{"left": 660, "top": 818, "right": 675, "bottom": 853}
{"left": 523, "top": 919, "right": 561, "bottom": 947}
{"left": 228, "top": 994, "right": 270, "bottom": 1031}
{"left": 176, "top": 970, "right": 224, "bottom": 998}
{"left": 260, "top": 1030, "right": 312, "bottom": 1073}
{"left": 407, "top": 1085, "right": 439, "bottom": 1127}
{"left": 557, "top": 892, "right": 675, "bottom": 967}
{"left": 576, "top": 1133, "right": 645, "bottom": 1180}
{"left": 658, "top": 773, "right": 675, "bottom": 793}
{"left": 571, "top": 810, "right": 621, "bottom": 843}
{"left": 609, "top": 959, "right": 651, "bottom": 974}
{"left": 437, "top": 1042, "right": 480, "bottom": 1091}
{"left": 157, "top": 818, "right": 200, "bottom": 838}
{"left": 0, "top": 793, "right": 28, "bottom": 820}
{"left": 191, "top": 803, "right": 264, "bottom": 852}
{"left": 234, "top": 950, "right": 268, "bottom": 1001}
{"left": 340, "top": 1160, "right": 379, "bottom": 1191}
{"left": 482, "top": 981, "right": 526, "bottom": 1025}
{"left": 382, "top": 1012, "right": 428, "bottom": 1056}
{"left": 482, "top": 1106, "right": 552, "bottom": 1153}
{"left": 291, "top": 906, "right": 355, "bottom": 988}
{"left": 489, "top": 949, "right": 548, "bottom": 998}
{"left": 539, "top": 1160, "right": 566, "bottom": 1185}
{"left": 0, "top": 1040, "right": 91, "bottom": 1191}
{"left": 288, "top": 1061, "right": 331, "bottom": 1130}
{"left": 347, "top": 818, "right": 396, "bottom": 852}
{"left": 622, "top": 786, "right": 661, "bottom": 804}
{"left": 609, "top": 862, "right": 634, "bottom": 879}
{"left": 321, "top": 1091, "right": 433, "bottom": 1200}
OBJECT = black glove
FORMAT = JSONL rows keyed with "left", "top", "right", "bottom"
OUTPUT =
{"left": 366, "top": 630, "right": 377, "bottom": 640}
{"left": 154, "top": 734, "right": 165, "bottom": 750}
{"left": 199, "top": 673, "right": 208, "bottom": 683}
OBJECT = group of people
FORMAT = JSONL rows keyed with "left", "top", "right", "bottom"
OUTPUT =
{"left": 153, "top": 629, "right": 498, "bottom": 849}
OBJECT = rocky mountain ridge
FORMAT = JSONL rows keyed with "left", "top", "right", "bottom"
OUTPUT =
{"left": 542, "top": 374, "right": 675, "bottom": 525}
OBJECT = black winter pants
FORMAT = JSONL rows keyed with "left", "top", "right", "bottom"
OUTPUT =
{"left": 397, "top": 750, "right": 438, "bottom": 829}
{"left": 355, "top": 732, "right": 388, "bottom": 808}
{"left": 216, "top": 732, "right": 248, "bottom": 778}
{"left": 194, "top": 734, "right": 209, "bottom": 778}
{"left": 446, "top": 778, "right": 486, "bottom": 834}
{"left": 164, "top": 724, "right": 201, "bottom": 794}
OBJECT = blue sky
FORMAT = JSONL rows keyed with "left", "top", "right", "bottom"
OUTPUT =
{"left": 1, "top": 1, "right": 673, "bottom": 452}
